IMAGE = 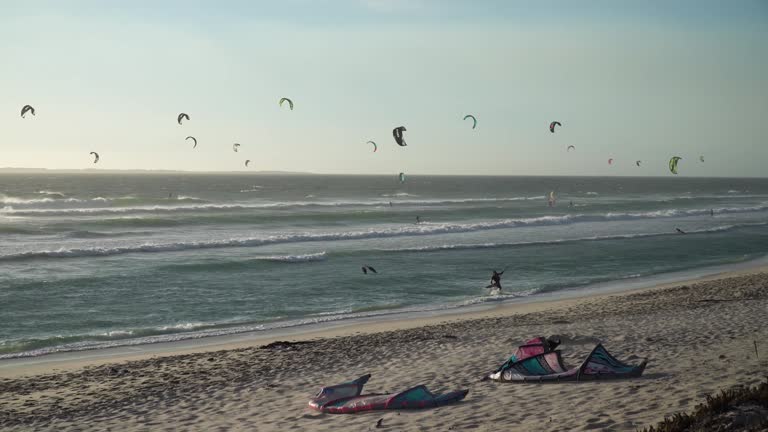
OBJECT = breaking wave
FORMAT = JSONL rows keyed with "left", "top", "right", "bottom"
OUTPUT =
{"left": 0, "top": 196, "right": 550, "bottom": 216}
{"left": 1, "top": 215, "right": 764, "bottom": 262}
{"left": 253, "top": 252, "right": 328, "bottom": 263}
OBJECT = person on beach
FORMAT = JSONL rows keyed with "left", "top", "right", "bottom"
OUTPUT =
{"left": 489, "top": 270, "right": 504, "bottom": 291}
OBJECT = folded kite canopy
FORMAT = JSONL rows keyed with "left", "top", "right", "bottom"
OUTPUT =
{"left": 489, "top": 336, "right": 561, "bottom": 375}
{"left": 486, "top": 343, "right": 647, "bottom": 382}
{"left": 308, "top": 374, "right": 468, "bottom": 413}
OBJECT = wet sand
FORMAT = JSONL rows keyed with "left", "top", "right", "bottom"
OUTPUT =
{"left": 1, "top": 269, "right": 767, "bottom": 431}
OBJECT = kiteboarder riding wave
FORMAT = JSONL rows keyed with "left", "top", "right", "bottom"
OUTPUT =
{"left": 488, "top": 270, "right": 504, "bottom": 291}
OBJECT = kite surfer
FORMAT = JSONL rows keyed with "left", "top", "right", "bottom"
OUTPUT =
{"left": 488, "top": 270, "right": 504, "bottom": 291}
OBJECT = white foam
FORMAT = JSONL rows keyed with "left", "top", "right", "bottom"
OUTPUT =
{"left": 0, "top": 196, "right": 550, "bottom": 216}
{"left": 3, "top": 218, "right": 764, "bottom": 262}
{"left": 255, "top": 252, "right": 328, "bottom": 263}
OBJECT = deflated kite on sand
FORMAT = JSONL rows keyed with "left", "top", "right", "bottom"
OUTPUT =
{"left": 309, "top": 374, "right": 468, "bottom": 413}
{"left": 484, "top": 337, "right": 647, "bottom": 382}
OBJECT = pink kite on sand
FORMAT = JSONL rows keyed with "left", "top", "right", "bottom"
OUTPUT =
{"left": 485, "top": 337, "right": 647, "bottom": 382}
{"left": 309, "top": 374, "right": 468, "bottom": 414}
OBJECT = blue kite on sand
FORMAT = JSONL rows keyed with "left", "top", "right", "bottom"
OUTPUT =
{"left": 309, "top": 374, "right": 468, "bottom": 413}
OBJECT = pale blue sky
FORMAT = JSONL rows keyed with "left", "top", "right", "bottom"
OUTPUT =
{"left": 1, "top": 1, "right": 766, "bottom": 176}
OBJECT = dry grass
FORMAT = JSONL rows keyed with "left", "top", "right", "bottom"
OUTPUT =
{"left": 642, "top": 379, "right": 768, "bottom": 432}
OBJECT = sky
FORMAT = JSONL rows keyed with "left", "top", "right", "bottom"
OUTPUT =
{"left": 1, "top": 0, "right": 767, "bottom": 176}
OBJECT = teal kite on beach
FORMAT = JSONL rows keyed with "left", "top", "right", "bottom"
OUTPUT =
{"left": 485, "top": 338, "right": 646, "bottom": 382}
{"left": 309, "top": 374, "right": 468, "bottom": 413}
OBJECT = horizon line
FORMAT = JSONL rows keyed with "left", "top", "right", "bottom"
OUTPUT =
{"left": 0, "top": 168, "right": 766, "bottom": 179}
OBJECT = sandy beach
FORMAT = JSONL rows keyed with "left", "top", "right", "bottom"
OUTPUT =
{"left": 1, "top": 268, "right": 767, "bottom": 431}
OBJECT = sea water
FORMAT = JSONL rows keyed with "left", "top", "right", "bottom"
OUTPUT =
{"left": 1, "top": 174, "right": 767, "bottom": 357}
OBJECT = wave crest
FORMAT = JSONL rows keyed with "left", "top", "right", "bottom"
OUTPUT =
{"left": 2, "top": 217, "right": 764, "bottom": 262}
{"left": 255, "top": 252, "right": 327, "bottom": 263}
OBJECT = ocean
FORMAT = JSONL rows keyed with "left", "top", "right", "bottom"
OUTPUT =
{"left": 1, "top": 173, "right": 767, "bottom": 358}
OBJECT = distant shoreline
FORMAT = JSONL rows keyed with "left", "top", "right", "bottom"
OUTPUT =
{"left": 2, "top": 255, "right": 766, "bottom": 376}
{"left": 0, "top": 168, "right": 316, "bottom": 175}
{"left": 1, "top": 262, "right": 766, "bottom": 430}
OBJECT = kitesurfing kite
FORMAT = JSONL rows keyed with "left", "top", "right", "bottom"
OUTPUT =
{"left": 398, "top": 172, "right": 406, "bottom": 183}
{"left": 186, "top": 136, "right": 197, "bottom": 149}
{"left": 636, "top": 160, "right": 642, "bottom": 167}
{"left": 463, "top": 114, "right": 477, "bottom": 129}
{"left": 567, "top": 145, "right": 575, "bottom": 152}
{"left": 90, "top": 152, "right": 99, "bottom": 164}
{"left": 20, "top": 105, "right": 35, "bottom": 118}
{"left": 177, "top": 113, "right": 189, "bottom": 125}
{"left": 309, "top": 374, "right": 468, "bottom": 414}
{"left": 245, "top": 160, "right": 251, "bottom": 167}
{"left": 608, "top": 158, "right": 614, "bottom": 165}
{"left": 549, "top": 121, "right": 561, "bottom": 133}
{"left": 233, "top": 143, "right": 241, "bottom": 152}
{"left": 669, "top": 156, "right": 682, "bottom": 174}
{"left": 393, "top": 126, "right": 407, "bottom": 146}
{"left": 361, "top": 266, "right": 377, "bottom": 274}
{"left": 279, "top": 98, "right": 294, "bottom": 110}
{"left": 367, "top": 141, "right": 377, "bottom": 153}
{"left": 484, "top": 337, "right": 646, "bottom": 383}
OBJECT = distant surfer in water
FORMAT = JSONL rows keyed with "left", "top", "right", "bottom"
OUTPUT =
{"left": 676, "top": 228, "right": 687, "bottom": 234}
{"left": 487, "top": 270, "right": 504, "bottom": 291}
{"left": 362, "top": 265, "right": 377, "bottom": 274}
{"left": 710, "top": 209, "right": 714, "bottom": 217}
{"left": 416, "top": 216, "right": 421, "bottom": 224}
